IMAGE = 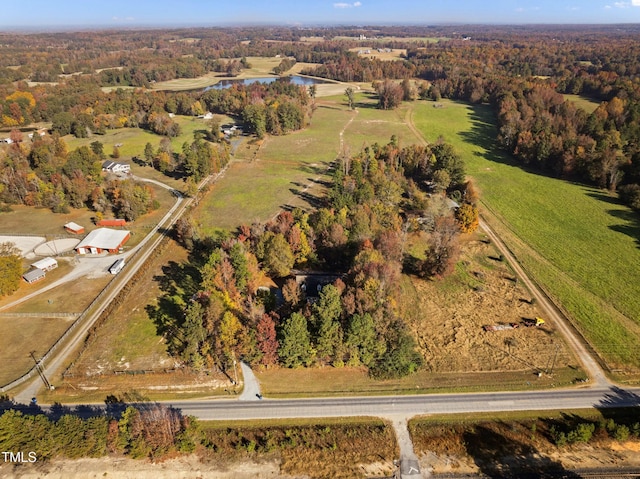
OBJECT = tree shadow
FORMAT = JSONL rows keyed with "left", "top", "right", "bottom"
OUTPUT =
{"left": 607, "top": 208, "right": 640, "bottom": 248}
{"left": 463, "top": 423, "right": 581, "bottom": 478}
{"left": 288, "top": 187, "right": 325, "bottom": 209}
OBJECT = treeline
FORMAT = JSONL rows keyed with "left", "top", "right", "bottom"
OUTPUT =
{"left": 153, "top": 138, "right": 478, "bottom": 379}
{"left": 201, "top": 79, "right": 311, "bottom": 138}
{"left": 0, "top": 400, "right": 200, "bottom": 460}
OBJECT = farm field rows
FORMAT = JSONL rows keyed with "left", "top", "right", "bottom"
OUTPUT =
{"left": 411, "top": 99, "right": 640, "bottom": 378}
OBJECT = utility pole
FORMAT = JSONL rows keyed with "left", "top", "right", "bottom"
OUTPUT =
{"left": 30, "top": 351, "right": 52, "bottom": 390}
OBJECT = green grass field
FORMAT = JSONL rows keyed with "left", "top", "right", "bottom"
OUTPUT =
{"left": 412, "top": 99, "right": 640, "bottom": 375}
{"left": 194, "top": 101, "right": 354, "bottom": 232}
{"left": 563, "top": 94, "right": 601, "bottom": 114}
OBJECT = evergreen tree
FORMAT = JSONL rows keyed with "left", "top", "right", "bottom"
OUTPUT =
{"left": 279, "top": 312, "right": 314, "bottom": 368}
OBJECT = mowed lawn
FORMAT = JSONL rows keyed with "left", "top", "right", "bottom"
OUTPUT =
{"left": 412, "top": 99, "right": 640, "bottom": 374}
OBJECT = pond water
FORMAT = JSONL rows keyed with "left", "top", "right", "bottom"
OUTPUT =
{"left": 204, "top": 75, "right": 327, "bottom": 91}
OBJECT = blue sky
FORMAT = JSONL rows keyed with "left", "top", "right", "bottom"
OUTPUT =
{"left": 2, "top": 0, "right": 640, "bottom": 29}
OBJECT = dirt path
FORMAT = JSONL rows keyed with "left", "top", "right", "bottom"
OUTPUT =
{"left": 479, "top": 218, "right": 610, "bottom": 388}
{"left": 404, "top": 105, "right": 428, "bottom": 146}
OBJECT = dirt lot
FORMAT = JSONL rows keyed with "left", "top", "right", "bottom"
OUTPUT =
{"left": 402, "top": 233, "right": 579, "bottom": 378}
{"left": 0, "top": 456, "right": 294, "bottom": 479}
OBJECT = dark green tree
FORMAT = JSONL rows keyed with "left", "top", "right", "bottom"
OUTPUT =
{"left": 278, "top": 312, "right": 314, "bottom": 368}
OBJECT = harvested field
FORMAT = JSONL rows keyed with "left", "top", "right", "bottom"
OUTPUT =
{"left": 401, "top": 233, "right": 578, "bottom": 376}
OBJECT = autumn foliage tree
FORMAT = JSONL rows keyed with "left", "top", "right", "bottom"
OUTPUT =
{"left": 420, "top": 215, "right": 461, "bottom": 278}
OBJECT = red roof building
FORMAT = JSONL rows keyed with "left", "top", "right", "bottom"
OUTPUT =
{"left": 97, "top": 218, "right": 127, "bottom": 227}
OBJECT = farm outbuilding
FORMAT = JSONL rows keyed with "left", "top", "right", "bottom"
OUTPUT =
{"left": 64, "top": 222, "right": 85, "bottom": 234}
{"left": 30, "top": 257, "right": 58, "bottom": 272}
{"left": 23, "top": 268, "right": 46, "bottom": 284}
{"left": 75, "top": 228, "right": 130, "bottom": 254}
{"left": 97, "top": 218, "right": 127, "bottom": 227}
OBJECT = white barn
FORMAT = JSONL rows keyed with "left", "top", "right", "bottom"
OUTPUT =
{"left": 30, "top": 257, "right": 58, "bottom": 272}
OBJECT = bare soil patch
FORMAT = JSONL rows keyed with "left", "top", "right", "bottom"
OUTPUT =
{"left": 0, "top": 235, "right": 45, "bottom": 257}
{"left": 0, "top": 456, "right": 291, "bottom": 479}
{"left": 401, "top": 233, "right": 580, "bottom": 378}
{"left": 33, "top": 238, "right": 80, "bottom": 256}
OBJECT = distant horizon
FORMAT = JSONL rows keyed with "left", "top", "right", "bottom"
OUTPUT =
{"left": 2, "top": 21, "right": 640, "bottom": 36}
{"left": 1, "top": 0, "right": 640, "bottom": 31}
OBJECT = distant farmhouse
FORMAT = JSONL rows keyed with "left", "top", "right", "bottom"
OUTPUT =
{"left": 102, "top": 160, "right": 131, "bottom": 174}
{"left": 75, "top": 228, "right": 130, "bottom": 254}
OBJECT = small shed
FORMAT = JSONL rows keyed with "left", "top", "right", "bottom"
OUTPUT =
{"left": 31, "top": 257, "right": 58, "bottom": 272}
{"left": 97, "top": 218, "right": 127, "bottom": 227}
{"left": 23, "top": 268, "right": 46, "bottom": 284}
{"left": 64, "top": 222, "right": 85, "bottom": 234}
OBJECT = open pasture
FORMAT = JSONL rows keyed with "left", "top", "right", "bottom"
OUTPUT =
{"left": 0, "top": 315, "right": 75, "bottom": 386}
{"left": 412, "top": 99, "right": 640, "bottom": 376}
{"left": 349, "top": 47, "right": 406, "bottom": 60}
{"left": 194, "top": 101, "right": 355, "bottom": 232}
{"left": 563, "top": 93, "right": 601, "bottom": 114}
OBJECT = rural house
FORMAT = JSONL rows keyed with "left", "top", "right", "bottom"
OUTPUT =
{"left": 101, "top": 160, "right": 131, "bottom": 173}
{"left": 75, "top": 228, "right": 130, "bottom": 254}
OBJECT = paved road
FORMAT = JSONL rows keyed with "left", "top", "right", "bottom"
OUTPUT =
{"left": 160, "top": 385, "right": 638, "bottom": 421}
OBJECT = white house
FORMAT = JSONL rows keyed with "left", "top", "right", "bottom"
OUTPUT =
{"left": 102, "top": 161, "right": 131, "bottom": 173}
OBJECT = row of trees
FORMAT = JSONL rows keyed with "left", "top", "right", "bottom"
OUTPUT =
{"left": 0, "top": 401, "right": 200, "bottom": 460}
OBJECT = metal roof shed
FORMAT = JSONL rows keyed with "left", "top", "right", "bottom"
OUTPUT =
{"left": 31, "top": 257, "right": 58, "bottom": 272}
{"left": 23, "top": 268, "right": 46, "bottom": 284}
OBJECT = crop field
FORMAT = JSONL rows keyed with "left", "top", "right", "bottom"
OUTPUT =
{"left": 349, "top": 47, "right": 406, "bottom": 60}
{"left": 411, "top": 99, "right": 640, "bottom": 376}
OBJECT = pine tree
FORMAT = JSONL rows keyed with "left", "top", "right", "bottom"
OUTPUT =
{"left": 278, "top": 312, "right": 314, "bottom": 368}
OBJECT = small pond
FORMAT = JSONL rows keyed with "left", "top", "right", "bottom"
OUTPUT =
{"left": 204, "top": 75, "right": 327, "bottom": 91}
